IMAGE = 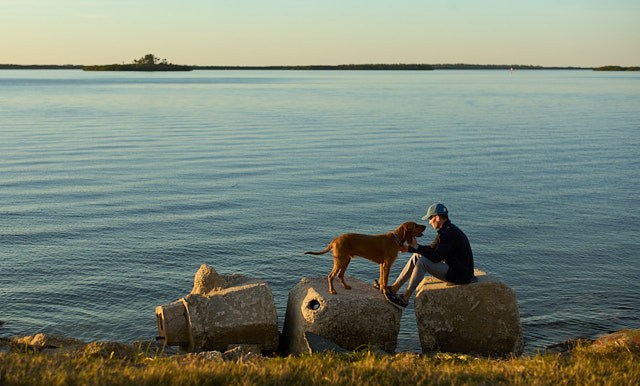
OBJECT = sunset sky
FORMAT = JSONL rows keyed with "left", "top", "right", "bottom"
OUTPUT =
{"left": 2, "top": 0, "right": 639, "bottom": 67}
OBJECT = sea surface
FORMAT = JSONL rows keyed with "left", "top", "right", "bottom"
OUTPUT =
{"left": 1, "top": 69, "right": 638, "bottom": 354}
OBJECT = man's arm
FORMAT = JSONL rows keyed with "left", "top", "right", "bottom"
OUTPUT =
{"left": 404, "top": 237, "right": 439, "bottom": 263}
{"left": 408, "top": 234, "right": 454, "bottom": 264}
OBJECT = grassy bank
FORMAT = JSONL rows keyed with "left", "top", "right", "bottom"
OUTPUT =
{"left": 1, "top": 341, "right": 638, "bottom": 385}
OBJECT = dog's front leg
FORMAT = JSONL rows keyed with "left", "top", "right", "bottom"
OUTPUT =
{"left": 379, "top": 263, "right": 392, "bottom": 294}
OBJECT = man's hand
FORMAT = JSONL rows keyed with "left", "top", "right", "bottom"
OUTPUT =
{"left": 399, "top": 244, "right": 409, "bottom": 253}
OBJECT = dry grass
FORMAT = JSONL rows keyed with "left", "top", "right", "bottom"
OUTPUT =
{"left": 1, "top": 341, "right": 639, "bottom": 385}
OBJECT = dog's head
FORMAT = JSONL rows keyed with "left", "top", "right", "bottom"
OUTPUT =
{"left": 397, "top": 221, "right": 427, "bottom": 243}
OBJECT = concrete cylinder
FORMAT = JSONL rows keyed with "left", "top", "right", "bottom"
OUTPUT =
{"left": 155, "top": 299, "right": 191, "bottom": 348}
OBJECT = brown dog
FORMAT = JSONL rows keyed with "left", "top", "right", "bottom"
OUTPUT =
{"left": 304, "top": 221, "right": 426, "bottom": 295}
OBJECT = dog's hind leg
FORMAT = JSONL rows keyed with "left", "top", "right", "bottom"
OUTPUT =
{"left": 327, "top": 261, "right": 340, "bottom": 294}
{"left": 337, "top": 258, "right": 352, "bottom": 290}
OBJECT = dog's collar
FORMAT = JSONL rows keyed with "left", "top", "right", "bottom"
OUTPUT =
{"left": 392, "top": 232, "right": 403, "bottom": 246}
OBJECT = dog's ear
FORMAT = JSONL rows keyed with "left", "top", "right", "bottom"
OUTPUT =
{"left": 411, "top": 222, "right": 423, "bottom": 238}
{"left": 402, "top": 223, "right": 411, "bottom": 242}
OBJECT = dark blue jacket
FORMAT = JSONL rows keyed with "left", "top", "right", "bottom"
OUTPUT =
{"left": 409, "top": 220, "right": 475, "bottom": 284}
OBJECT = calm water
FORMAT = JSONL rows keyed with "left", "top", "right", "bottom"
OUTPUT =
{"left": 1, "top": 69, "right": 638, "bottom": 353}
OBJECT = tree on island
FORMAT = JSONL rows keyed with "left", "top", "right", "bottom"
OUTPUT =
{"left": 134, "top": 54, "right": 168, "bottom": 66}
{"left": 83, "top": 54, "right": 191, "bottom": 71}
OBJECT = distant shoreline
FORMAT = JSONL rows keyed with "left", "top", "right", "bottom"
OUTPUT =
{"left": 592, "top": 66, "right": 640, "bottom": 71}
{"left": 0, "top": 63, "right": 599, "bottom": 71}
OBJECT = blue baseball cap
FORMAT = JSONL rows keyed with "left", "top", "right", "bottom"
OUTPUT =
{"left": 422, "top": 203, "right": 448, "bottom": 220}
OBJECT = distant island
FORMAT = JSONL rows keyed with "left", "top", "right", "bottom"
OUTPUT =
{"left": 593, "top": 66, "right": 640, "bottom": 71}
{"left": 83, "top": 54, "right": 192, "bottom": 72}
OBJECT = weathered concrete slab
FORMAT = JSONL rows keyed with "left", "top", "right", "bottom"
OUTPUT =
{"left": 11, "top": 333, "right": 86, "bottom": 352}
{"left": 414, "top": 269, "right": 524, "bottom": 356}
{"left": 592, "top": 329, "right": 640, "bottom": 348}
{"left": 282, "top": 276, "right": 402, "bottom": 355}
{"left": 304, "top": 331, "right": 351, "bottom": 355}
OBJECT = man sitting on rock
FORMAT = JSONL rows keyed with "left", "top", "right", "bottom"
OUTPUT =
{"left": 385, "top": 203, "right": 476, "bottom": 309}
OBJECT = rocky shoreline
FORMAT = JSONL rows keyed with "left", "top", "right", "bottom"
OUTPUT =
{"left": 1, "top": 328, "right": 638, "bottom": 362}
{"left": 0, "top": 333, "right": 264, "bottom": 362}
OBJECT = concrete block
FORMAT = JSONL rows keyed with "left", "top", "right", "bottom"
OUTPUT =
{"left": 282, "top": 276, "right": 402, "bottom": 354}
{"left": 414, "top": 269, "right": 524, "bottom": 356}
{"left": 155, "top": 265, "right": 279, "bottom": 352}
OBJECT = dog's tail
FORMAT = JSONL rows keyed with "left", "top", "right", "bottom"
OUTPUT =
{"left": 303, "top": 244, "right": 332, "bottom": 255}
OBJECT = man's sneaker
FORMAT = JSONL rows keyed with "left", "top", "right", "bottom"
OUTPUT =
{"left": 384, "top": 291, "right": 408, "bottom": 310}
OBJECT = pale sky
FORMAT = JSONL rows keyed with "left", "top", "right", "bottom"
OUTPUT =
{"left": 1, "top": 0, "right": 639, "bottom": 67}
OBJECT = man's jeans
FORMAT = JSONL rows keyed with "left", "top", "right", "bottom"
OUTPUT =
{"left": 394, "top": 253, "right": 449, "bottom": 293}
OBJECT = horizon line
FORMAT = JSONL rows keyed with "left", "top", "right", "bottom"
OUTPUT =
{"left": 0, "top": 63, "right": 598, "bottom": 70}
